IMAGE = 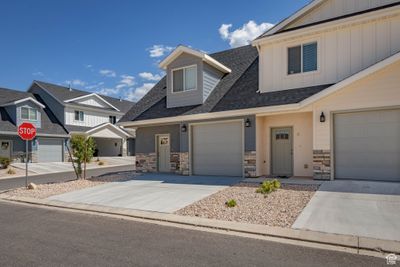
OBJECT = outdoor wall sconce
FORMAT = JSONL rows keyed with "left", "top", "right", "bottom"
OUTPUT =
{"left": 320, "top": 112, "right": 326, "bottom": 123}
{"left": 245, "top": 118, "right": 251, "bottom": 127}
{"left": 181, "top": 124, "right": 187, "bottom": 132}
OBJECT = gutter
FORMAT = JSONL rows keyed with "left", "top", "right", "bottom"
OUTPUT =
{"left": 0, "top": 131, "right": 70, "bottom": 138}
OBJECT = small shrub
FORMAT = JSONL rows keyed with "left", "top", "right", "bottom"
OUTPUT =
{"left": 225, "top": 199, "right": 237, "bottom": 208}
{"left": 0, "top": 157, "right": 11, "bottom": 169}
{"left": 98, "top": 161, "right": 105, "bottom": 166}
{"left": 7, "top": 168, "right": 16, "bottom": 175}
{"left": 256, "top": 179, "right": 281, "bottom": 196}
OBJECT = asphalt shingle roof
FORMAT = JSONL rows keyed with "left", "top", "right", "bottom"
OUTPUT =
{"left": 34, "top": 81, "right": 135, "bottom": 113}
{"left": 0, "top": 87, "right": 67, "bottom": 136}
{"left": 120, "top": 45, "right": 332, "bottom": 123}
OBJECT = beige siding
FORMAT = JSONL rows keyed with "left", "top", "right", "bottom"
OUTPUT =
{"left": 287, "top": 0, "right": 399, "bottom": 29}
{"left": 313, "top": 60, "right": 400, "bottom": 150}
{"left": 259, "top": 13, "right": 400, "bottom": 92}
{"left": 257, "top": 113, "right": 313, "bottom": 177}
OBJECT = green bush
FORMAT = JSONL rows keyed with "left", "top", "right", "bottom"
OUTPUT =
{"left": 225, "top": 199, "right": 237, "bottom": 208}
{"left": 256, "top": 179, "right": 281, "bottom": 195}
{"left": 0, "top": 157, "right": 11, "bottom": 169}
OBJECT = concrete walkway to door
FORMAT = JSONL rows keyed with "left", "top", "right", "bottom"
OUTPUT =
{"left": 292, "top": 180, "right": 400, "bottom": 241}
{"left": 48, "top": 173, "right": 243, "bottom": 213}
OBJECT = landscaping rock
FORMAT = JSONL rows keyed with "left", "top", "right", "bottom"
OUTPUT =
{"left": 27, "top": 183, "right": 38, "bottom": 190}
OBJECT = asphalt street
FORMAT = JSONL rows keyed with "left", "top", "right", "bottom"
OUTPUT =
{"left": 0, "top": 201, "right": 386, "bottom": 267}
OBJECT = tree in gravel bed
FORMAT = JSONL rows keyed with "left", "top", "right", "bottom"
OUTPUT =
{"left": 69, "top": 134, "right": 96, "bottom": 179}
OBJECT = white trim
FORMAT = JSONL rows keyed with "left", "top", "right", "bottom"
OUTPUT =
{"left": 64, "top": 93, "right": 120, "bottom": 112}
{"left": 120, "top": 51, "right": 400, "bottom": 128}
{"left": 0, "top": 97, "right": 46, "bottom": 108}
{"left": 85, "top": 123, "right": 132, "bottom": 138}
{"left": 159, "top": 45, "right": 231, "bottom": 73}
{"left": 65, "top": 103, "right": 123, "bottom": 115}
{"left": 287, "top": 41, "right": 319, "bottom": 76}
{"left": 0, "top": 131, "right": 69, "bottom": 138}
{"left": 171, "top": 64, "right": 197, "bottom": 93}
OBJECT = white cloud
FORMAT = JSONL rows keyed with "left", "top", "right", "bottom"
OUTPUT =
{"left": 85, "top": 64, "right": 93, "bottom": 69}
{"left": 85, "top": 82, "right": 104, "bottom": 90}
{"left": 99, "top": 69, "right": 116, "bottom": 77}
{"left": 96, "top": 87, "right": 120, "bottom": 96}
{"left": 32, "top": 71, "right": 44, "bottom": 76}
{"left": 116, "top": 74, "right": 136, "bottom": 89}
{"left": 125, "top": 83, "right": 155, "bottom": 102}
{"left": 219, "top": 20, "right": 274, "bottom": 48}
{"left": 139, "top": 72, "right": 162, "bottom": 81}
{"left": 64, "top": 79, "right": 86, "bottom": 87}
{"left": 147, "top": 45, "right": 174, "bottom": 58}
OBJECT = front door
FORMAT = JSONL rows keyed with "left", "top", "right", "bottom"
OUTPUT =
{"left": 271, "top": 127, "right": 293, "bottom": 177}
{"left": 157, "top": 135, "right": 170, "bottom": 172}
{"left": 0, "top": 141, "right": 11, "bottom": 159}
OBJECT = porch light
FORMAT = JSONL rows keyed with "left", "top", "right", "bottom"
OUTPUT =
{"left": 245, "top": 118, "right": 251, "bottom": 128}
{"left": 181, "top": 124, "right": 187, "bottom": 132}
{"left": 320, "top": 112, "right": 326, "bottom": 123}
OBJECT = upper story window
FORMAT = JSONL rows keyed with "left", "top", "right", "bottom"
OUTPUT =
{"left": 109, "top": 115, "right": 116, "bottom": 124}
{"left": 172, "top": 65, "right": 197, "bottom": 93}
{"left": 21, "top": 107, "right": 38, "bottom": 121}
{"left": 288, "top": 42, "right": 317, "bottom": 75}
{"left": 74, "top": 110, "right": 84, "bottom": 121}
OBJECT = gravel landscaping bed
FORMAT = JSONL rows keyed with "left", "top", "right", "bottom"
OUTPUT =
{"left": 3, "top": 171, "right": 135, "bottom": 199}
{"left": 176, "top": 183, "right": 319, "bottom": 228}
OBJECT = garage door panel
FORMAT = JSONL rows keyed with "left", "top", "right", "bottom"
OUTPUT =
{"left": 38, "top": 138, "right": 63, "bottom": 162}
{"left": 335, "top": 109, "right": 400, "bottom": 182}
{"left": 192, "top": 122, "right": 243, "bottom": 177}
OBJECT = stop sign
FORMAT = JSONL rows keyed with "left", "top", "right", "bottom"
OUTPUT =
{"left": 18, "top": 122, "right": 37, "bottom": 141}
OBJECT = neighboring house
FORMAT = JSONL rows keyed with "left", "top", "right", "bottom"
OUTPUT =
{"left": 28, "top": 81, "right": 136, "bottom": 157}
{"left": 0, "top": 87, "right": 69, "bottom": 163}
{"left": 119, "top": 0, "right": 400, "bottom": 182}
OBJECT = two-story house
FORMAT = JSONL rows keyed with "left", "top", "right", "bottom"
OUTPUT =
{"left": 29, "top": 81, "right": 136, "bottom": 158}
{"left": 0, "top": 87, "right": 69, "bottom": 162}
{"left": 119, "top": 0, "right": 400, "bottom": 183}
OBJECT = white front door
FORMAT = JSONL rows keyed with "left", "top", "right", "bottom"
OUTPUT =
{"left": 157, "top": 135, "right": 170, "bottom": 172}
{"left": 271, "top": 127, "right": 293, "bottom": 177}
{"left": 0, "top": 141, "right": 11, "bottom": 158}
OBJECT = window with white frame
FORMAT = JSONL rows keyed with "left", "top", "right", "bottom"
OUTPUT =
{"left": 74, "top": 110, "right": 84, "bottom": 121}
{"left": 172, "top": 65, "right": 197, "bottom": 93}
{"left": 21, "top": 107, "right": 38, "bottom": 120}
{"left": 109, "top": 115, "right": 116, "bottom": 124}
{"left": 288, "top": 42, "right": 317, "bottom": 75}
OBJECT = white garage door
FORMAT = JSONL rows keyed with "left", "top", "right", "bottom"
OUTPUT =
{"left": 334, "top": 109, "right": 400, "bottom": 182}
{"left": 192, "top": 121, "right": 243, "bottom": 176}
{"left": 38, "top": 138, "right": 63, "bottom": 162}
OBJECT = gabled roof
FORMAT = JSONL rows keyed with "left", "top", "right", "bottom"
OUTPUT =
{"left": 159, "top": 45, "right": 232, "bottom": 73}
{"left": 33, "top": 81, "right": 135, "bottom": 113}
{"left": 1, "top": 97, "right": 45, "bottom": 108}
{"left": 0, "top": 87, "right": 68, "bottom": 136}
{"left": 64, "top": 93, "right": 120, "bottom": 112}
{"left": 119, "top": 45, "right": 331, "bottom": 124}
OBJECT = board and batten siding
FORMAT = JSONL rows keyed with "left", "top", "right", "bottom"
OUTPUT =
{"left": 76, "top": 96, "right": 106, "bottom": 108}
{"left": 259, "top": 13, "right": 400, "bottom": 92}
{"left": 313, "top": 60, "right": 400, "bottom": 150}
{"left": 203, "top": 63, "right": 223, "bottom": 101}
{"left": 288, "top": 0, "right": 400, "bottom": 29}
{"left": 65, "top": 107, "right": 121, "bottom": 127}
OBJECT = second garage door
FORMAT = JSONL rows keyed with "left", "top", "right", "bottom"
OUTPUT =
{"left": 334, "top": 109, "right": 400, "bottom": 182}
{"left": 191, "top": 121, "right": 243, "bottom": 176}
{"left": 38, "top": 138, "right": 63, "bottom": 162}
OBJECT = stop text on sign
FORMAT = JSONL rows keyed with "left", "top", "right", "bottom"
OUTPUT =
{"left": 18, "top": 122, "right": 37, "bottom": 141}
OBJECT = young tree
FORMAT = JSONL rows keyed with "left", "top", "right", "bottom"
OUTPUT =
{"left": 70, "top": 134, "right": 96, "bottom": 179}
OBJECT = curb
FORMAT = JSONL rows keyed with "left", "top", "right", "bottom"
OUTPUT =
{"left": 1, "top": 194, "right": 399, "bottom": 254}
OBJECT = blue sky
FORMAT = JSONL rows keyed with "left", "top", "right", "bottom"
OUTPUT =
{"left": 0, "top": 0, "right": 310, "bottom": 102}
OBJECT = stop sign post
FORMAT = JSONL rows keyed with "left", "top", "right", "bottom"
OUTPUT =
{"left": 18, "top": 123, "right": 37, "bottom": 188}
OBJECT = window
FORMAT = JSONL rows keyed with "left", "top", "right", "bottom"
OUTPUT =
{"left": 21, "top": 107, "right": 38, "bottom": 120}
{"left": 74, "top": 110, "right": 84, "bottom": 121}
{"left": 288, "top": 42, "right": 317, "bottom": 75}
{"left": 172, "top": 66, "right": 197, "bottom": 92}
{"left": 109, "top": 115, "right": 116, "bottom": 124}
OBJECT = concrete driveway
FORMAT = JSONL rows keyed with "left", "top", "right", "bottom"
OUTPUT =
{"left": 11, "top": 157, "right": 135, "bottom": 175}
{"left": 48, "top": 173, "right": 242, "bottom": 213}
{"left": 292, "top": 180, "right": 400, "bottom": 241}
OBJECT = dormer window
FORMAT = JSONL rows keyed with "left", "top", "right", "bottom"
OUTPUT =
{"left": 288, "top": 42, "right": 318, "bottom": 75}
{"left": 172, "top": 65, "right": 197, "bottom": 93}
{"left": 21, "top": 107, "right": 38, "bottom": 121}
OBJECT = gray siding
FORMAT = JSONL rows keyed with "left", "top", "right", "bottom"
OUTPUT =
{"left": 136, "top": 125, "right": 180, "bottom": 153}
{"left": 180, "top": 115, "right": 256, "bottom": 152}
{"left": 166, "top": 53, "right": 204, "bottom": 108}
{"left": 4, "top": 106, "right": 16, "bottom": 124}
{"left": 16, "top": 101, "right": 42, "bottom": 128}
{"left": 29, "top": 83, "right": 65, "bottom": 124}
{"left": 127, "top": 138, "right": 135, "bottom": 156}
{"left": 203, "top": 63, "right": 223, "bottom": 101}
